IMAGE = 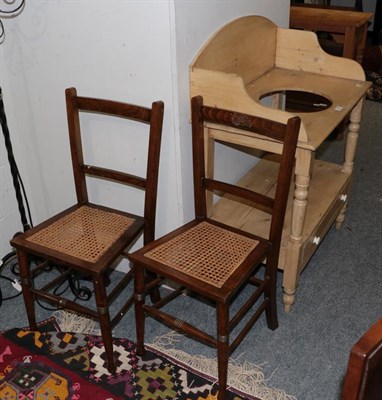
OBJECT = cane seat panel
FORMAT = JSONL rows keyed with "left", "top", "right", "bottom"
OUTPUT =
{"left": 26, "top": 206, "right": 135, "bottom": 263}
{"left": 144, "top": 221, "right": 259, "bottom": 288}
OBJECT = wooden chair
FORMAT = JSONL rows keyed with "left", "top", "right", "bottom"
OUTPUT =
{"left": 129, "top": 95, "right": 300, "bottom": 400}
{"left": 10, "top": 87, "right": 164, "bottom": 373}
{"left": 342, "top": 318, "right": 382, "bottom": 400}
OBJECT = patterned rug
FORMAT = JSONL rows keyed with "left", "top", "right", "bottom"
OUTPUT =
{"left": 0, "top": 319, "right": 260, "bottom": 400}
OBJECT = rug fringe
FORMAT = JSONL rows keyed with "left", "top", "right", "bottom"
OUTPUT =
{"left": 149, "top": 331, "right": 297, "bottom": 400}
{"left": 53, "top": 310, "right": 101, "bottom": 335}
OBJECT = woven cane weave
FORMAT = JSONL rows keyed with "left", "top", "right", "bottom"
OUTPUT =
{"left": 27, "top": 206, "right": 135, "bottom": 263}
{"left": 144, "top": 221, "right": 259, "bottom": 288}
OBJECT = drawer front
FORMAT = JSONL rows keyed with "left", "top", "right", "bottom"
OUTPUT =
{"left": 300, "top": 181, "right": 351, "bottom": 273}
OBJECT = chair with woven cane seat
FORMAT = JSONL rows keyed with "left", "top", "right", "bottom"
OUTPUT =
{"left": 128, "top": 95, "right": 300, "bottom": 400}
{"left": 10, "top": 87, "right": 164, "bottom": 373}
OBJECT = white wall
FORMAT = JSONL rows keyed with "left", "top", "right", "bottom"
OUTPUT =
{"left": 0, "top": 0, "right": 289, "bottom": 260}
{"left": 1, "top": 0, "right": 179, "bottom": 258}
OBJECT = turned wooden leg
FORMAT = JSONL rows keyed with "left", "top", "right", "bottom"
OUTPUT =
{"left": 216, "top": 302, "right": 229, "bottom": 400}
{"left": 93, "top": 275, "right": 115, "bottom": 373}
{"left": 17, "top": 249, "right": 37, "bottom": 330}
{"left": 342, "top": 99, "right": 362, "bottom": 174}
{"left": 283, "top": 148, "right": 313, "bottom": 313}
{"left": 134, "top": 263, "right": 146, "bottom": 356}
{"left": 283, "top": 173, "right": 310, "bottom": 312}
{"left": 336, "top": 202, "right": 348, "bottom": 229}
{"left": 283, "top": 288, "right": 296, "bottom": 314}
{"left": 335, "top": 99, "right": 363, "bottom": 230}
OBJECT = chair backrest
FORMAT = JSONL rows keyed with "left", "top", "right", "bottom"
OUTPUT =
{"left": 342, "top": 318, "right": 382, "bottom": 400}
{"left": 191, "top": 95, "right": 300, "bottom": 262}
{"left": 65, "top": 87, "right": 164, "bottom": 244}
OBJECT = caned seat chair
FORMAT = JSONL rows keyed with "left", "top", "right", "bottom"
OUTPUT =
{"left": 342, "top": 318, "right": 382, "bottom": 400}
{"left": 10, "top": 87, "right": 164, "bottom": 373}
{"left": 129, "top": 95, "right": 300, "bottom": 399}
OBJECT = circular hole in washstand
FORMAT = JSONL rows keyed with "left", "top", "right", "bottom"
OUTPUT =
{"left": 260, "top": 90, "right": 332, "bottom": 113}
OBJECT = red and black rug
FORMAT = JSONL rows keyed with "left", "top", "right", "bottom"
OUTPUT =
{"left": 0, "top": 319, "right": 261, "bottom": 400}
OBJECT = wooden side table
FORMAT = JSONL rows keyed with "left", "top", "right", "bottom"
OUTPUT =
{"left": 290, "top": 5, "right": 373, "bottom": 64}
{"left": 190, "top": 16, "right": 371, "bottom": 313}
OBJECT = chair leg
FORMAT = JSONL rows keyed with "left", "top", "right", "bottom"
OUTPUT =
{"left": 134, "top": 264, "right": 146, "bottom": 356}
{"left": 146, "top": 270, "right": 161, "bottom": 303}
{"left": 17, "top": 249, "right": 37, "bottom": 330}
{"left": 143, "top": 230, "right": 161, "bottom": 303}
{"left": 264, "top": 261, "right": 278, "bottom": 330}
{"left": 93, "top": 274, "right": 116, "bottom": 373}
{"left": 216, "top": 302, "right": 229, "bottom": 400}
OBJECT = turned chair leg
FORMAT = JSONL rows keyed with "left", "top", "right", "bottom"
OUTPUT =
{"left": 216, "top": 302, "right": 229, "bottom": 400}
{"left": 134, "top": 264, "right": 146, "bottom": 356}
{"left": 17, "top": 249, "right": 37, "bottom": 331}
{"left": 93, "top": 275, "right": 116, "bottom": 373}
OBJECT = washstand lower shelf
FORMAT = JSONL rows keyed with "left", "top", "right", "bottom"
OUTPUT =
{"left": 211, "top": 157, "right": 351, "bottom": 310}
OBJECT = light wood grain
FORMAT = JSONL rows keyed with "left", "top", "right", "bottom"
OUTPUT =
{"left": 190, "top": 15, "right": 370, "bottom": 312}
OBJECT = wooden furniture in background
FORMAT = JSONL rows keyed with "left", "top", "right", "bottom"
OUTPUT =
{"left": 10, "top": 87, "right": 164, "bottom": 372}
{"left": 190, "top": 16, "right": 371, "bottom": 312}
{"left": 342, "top": 318, "right": 382, "bottom": 399}
{"left": 290, "top": 5, "right": 373, "bottom": 64}
{"left": 129, "top": 96, "right": 300, "bottom": 400}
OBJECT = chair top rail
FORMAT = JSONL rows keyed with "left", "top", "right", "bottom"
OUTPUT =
{"left": 200, "top": 104, "right": 296, "bottom": 142}
{"left": 73, "top": 95, "right": 153, "bottom": 123}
